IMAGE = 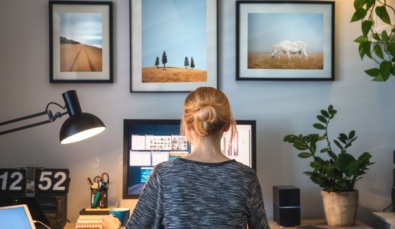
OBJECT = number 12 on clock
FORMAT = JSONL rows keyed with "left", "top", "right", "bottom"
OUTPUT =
{"left": 0, "top": 169, "right": 26, "bottom": 193}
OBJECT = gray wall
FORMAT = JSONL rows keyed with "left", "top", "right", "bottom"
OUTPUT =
{"left": 1, "top": 0, "right": 394, "bottom": 226}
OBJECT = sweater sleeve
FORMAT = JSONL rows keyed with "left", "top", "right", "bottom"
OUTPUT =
{"left": 126, "top": 167, "right": 164, "bottom": 229}
{"left": 247, "top": 173, "right": 271, "bottom": 229}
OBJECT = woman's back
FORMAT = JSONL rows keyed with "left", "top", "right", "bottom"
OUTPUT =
{"left": 128, "top": 158, "right": 270, "bottom": 229}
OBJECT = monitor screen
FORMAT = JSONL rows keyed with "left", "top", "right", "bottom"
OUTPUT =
{"left": 123, "top": 119, "right": 256, "bottom": 199}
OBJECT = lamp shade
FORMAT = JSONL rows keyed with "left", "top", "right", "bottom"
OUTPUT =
{"left": 60, "top": 113, "right": 105, "bottom": 144}
{"left": 59, "top": 90, "right": 105, "bottom": 144}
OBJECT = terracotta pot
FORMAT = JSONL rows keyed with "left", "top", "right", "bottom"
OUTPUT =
{"left": 321, "top": 190, "right": 358, "bottom": 226}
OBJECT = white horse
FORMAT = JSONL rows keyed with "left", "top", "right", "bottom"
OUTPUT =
{"left": 271, "top": 40, "right": 308, "bottom": 60}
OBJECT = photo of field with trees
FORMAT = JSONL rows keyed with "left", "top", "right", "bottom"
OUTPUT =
{"left": 142, "top": 50, "right": 207, "bottom": 83}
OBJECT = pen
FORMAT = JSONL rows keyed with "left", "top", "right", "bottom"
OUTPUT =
{"left": 85, "top": 176, "right": 93, "bottom": 188}
{"left": 92, "top": 191, "right": 101, "bottom": 208}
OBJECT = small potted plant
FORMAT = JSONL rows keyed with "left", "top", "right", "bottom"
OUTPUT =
{"left": 283, "top": 105, "right": 374, "bottom": 226}
{"left": 350, "top": 0, "right": 395, "bottom": 81}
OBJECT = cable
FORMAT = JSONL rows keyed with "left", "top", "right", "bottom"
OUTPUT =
{"left": 382, "top": 202, "right": 392, "bottom": 212}
{"left": 33, "top": 220, "right": 51, "bottom": 229}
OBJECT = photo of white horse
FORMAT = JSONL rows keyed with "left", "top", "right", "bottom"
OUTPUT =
{"left": 246, "top": 12, "right": 324, "bottom": 70}
{"left": 271, "top": 40, "right": 308, "bottom": 60}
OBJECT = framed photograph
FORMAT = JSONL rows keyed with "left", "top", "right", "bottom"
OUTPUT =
{"left": 49, "top": 1, "right": 113, "bottom": 83}
{"left": 130, "top": 0, "right": 218, "bottom": 92}
{"left": 236, "top": 1, "right": 334, "bottom": 81}
{"left": 123, "top": 119, "right": 256, "bottom": 198}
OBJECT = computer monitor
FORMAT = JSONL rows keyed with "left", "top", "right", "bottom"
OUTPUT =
{"left": 123, "top": 119, "right": 256, "bottom": 199}
{"left": 0, "top": 204, "right": 36, "bottom": 229}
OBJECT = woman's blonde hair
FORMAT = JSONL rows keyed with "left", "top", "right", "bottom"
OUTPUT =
{"left": 181, "top": 87, "right": 236, "bottom": 141}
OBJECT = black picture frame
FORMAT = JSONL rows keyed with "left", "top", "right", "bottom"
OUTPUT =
{"left": 123, "top": 119, "right": 256, "bottom": 199}
{"left": 49, "top": 1, "right": 113, "bottom": 83}
{"left": 129, "top": 0, "right": 218, "bottom": 92}
{"left": 236, "top": 1, "right": 335, "bottom": 81}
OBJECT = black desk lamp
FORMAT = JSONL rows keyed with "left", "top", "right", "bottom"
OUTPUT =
{"left": 0, "top": 90, "right": 105, "bottom": 144}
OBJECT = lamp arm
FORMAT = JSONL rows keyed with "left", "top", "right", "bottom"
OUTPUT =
{"left": 0, "top": 102, "right": 68, "bottom": 136}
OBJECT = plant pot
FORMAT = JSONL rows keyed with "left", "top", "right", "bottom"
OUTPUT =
{"left": 321, "top": 190, "right": 358, "bottom": 226}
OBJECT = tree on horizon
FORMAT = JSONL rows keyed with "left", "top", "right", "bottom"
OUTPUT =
{"left": 190, "top": 57, "right": 195, "bottom": 69}
{"left": 184, "top": 56, "right": 189, "bottom": 69}
{"left": 155, "top": 56, "right": 160, "bottom": 68}
{"left": 161, "top": 51, "right": 168, "bottom": 68}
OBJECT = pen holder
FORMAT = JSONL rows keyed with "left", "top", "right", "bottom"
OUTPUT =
{"left": 91, "top": 188, "right": 108, "bottom": 208}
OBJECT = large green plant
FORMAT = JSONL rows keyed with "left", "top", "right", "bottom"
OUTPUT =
{"left": 283, "top": 105, "right": 374, "bottom": 192}
{"left": 351, "top": 0, "right": 395, "bottom": 81}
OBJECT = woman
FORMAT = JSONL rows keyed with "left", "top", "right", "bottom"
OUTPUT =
{"left": 103, "top": 87, "right": 270, "bottom": 229}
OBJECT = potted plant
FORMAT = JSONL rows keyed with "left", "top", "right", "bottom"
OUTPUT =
{"left": 283, "top": 105, "right": 374, "bottom": 226}
{"left": 350, "top": 0, "right": 395, "bottom": 82}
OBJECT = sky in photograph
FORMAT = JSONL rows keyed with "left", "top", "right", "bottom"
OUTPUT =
{"left": 60, "top": 13, "right": 103, "bottom": 48}
{"left": 142, "top": 0, "right": 207, "bottom": 70}
{"left": 248, "top": 13, "right": 323, "bottom": 53}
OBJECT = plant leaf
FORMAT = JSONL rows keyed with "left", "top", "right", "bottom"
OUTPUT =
{"left": 349, "top": 130, "right": 356, "bottom": 139}
{"left": 298, "top": 152, "right": 312, "bottom": 158}
{"left": 321, "top": 110, "right": 329, "bottom": 118}
{"left": 334, "top": 139, "right": 344, "bottom": 150}
{"left": 388, "top": 43, "right": 395, "bottom": 58}
{"left": 380, "top": 61, "right": 392, "bottom": 81}
{"left": 354, "top": 35, "right": 366, "bottom": 43}
{"left": 365, "top": 68, "right": 380, "bottom": 77}
{"left": 313, "top": 123, "right": 325, "bottom": 130}
{"left": 375, "top": 6, "right": 391, "bottom": 25}
{"left": 373, "top": 43, "right": 384, "bottom": 60}
{"left": 317, "top": 115, "right": 327, "bottom": 124}
{"left": 362, "top": 20, "right": 373, "bottom": 37}
{"left": 351, "top": 8, "right": 367, "bottom": 22}
{"left": 353, "top": 0, "right": 364, "bottom": 10}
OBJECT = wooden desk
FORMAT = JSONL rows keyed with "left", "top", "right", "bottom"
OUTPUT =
{"left": 64, "top": 223, "right": 76, "bottom": 229}
{"left": 372, "top": 212, "right": 395, "bottom": 229}
{"left": 65, "top": 220, "right": 372, "bottom": 229}
{"left": 269, "top": 219, "right": 372, "bottom": 229}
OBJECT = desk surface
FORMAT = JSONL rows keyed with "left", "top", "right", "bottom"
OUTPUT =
{"left": 65, "top": 219, "right": 372, "bottom": 229}
{"left": 372, "top": 211, "right": 395, "bottom": 226}
{"left": 269, "top": 219, "right": 372, "bottom": 229}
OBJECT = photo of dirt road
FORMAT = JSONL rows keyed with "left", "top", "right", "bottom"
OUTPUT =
{"left": 60, "top": 43, "right": 102, "bottom": 72}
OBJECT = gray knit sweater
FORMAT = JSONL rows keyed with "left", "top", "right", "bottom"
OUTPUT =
{"left": 127, "top": 158, "right": 270, "bottom": 229}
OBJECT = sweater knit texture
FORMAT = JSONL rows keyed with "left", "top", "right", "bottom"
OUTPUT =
{"left": 127, "top": 158, "right": 270, "bottom": 229}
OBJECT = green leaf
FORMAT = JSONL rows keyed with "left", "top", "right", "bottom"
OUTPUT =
{"left": 317, "top": 115, "right": 327, "bottom": 124}
{"left": 294, "top": 144, "right": 308, "bottom": 151}
{"left": 351, "top": 8, "right": 367, "bottom": 22}
{"left": 334, "top": 139, "right": 344, "bottom": 150}
{"left": 283, "top": 135, "right": 295, "bottom": 142}
{"left": 298, "top": 152, "right": 312, "bottom": 158}
{"left": 372, "top": 73, "right": 385, "bottom": 82}
{"left": 359, "top": 41, "right": 372, "bottom": 59}
{"left": 372, "top": 33, "right": 381, "bottom": 42}
{"left": 339, "top": 133, "right": 348, "bottom": 141}
{"left": 362, "top": 20, "right": 373, "bottom": 37}
{"left": 388, "top": 43, "right": 395, "bottom": 57}
{"left": 381, "top": 30, "right": 389, "bottom": 43}
{"left": 375, "top": 6, "right": 391, "bottom": 25}
{"left": 349, "top": 130, "right": 356, "bottom": 139}
{"left": 328, "top": 105, "right": 336, "bottom": 116}
{"left": 365, "top": 68, "right": 380, "bottom": 77}
{"left": 353, "top": 0, "right": 364, "bottom": 10}
{"left": 373, "top": 43, "right": 384, "bottom": 60}
{"left": 320, "top": 148, "right": 329, "bottom": 153}
{"left": 313, "top": 123, "right": 325, "bottom": 130}
{"left": 354, "top": 35, "right": 366, "bottom": 43}
{"left": 380, "top": 61, "right": 392, "bottom": 81}
{"left": 320, "top": 110, "right": 329, "bottom": 118}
